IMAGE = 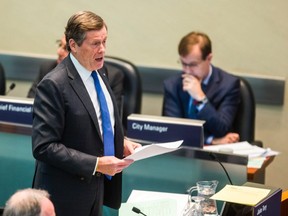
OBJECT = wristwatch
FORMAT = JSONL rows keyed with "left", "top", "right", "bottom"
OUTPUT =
{"left": 194, "top": 97, "right": 208, "bottom": 106}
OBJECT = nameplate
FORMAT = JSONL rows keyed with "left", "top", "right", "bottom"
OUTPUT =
{"left": 221, "top": 182, "right": 282, "bottom": 216}
{"left": 0, "top": 96, "right": 33, "bottom": 127}
{"left": 127, "top": 114, "right": 205, "bottom": 148}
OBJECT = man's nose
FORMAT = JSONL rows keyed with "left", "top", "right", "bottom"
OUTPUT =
{"left": 183, "top": 67, "right": 194, "bottom": 75}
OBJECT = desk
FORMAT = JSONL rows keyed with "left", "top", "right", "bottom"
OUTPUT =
{"left": 0, "top": 131, "right": 275, "bottom": 216}
{"left": 247, "top": 156, "right": 275, "bottom": 184}
{"left": 0, "top": 132, "right": 34, "bottom": 206}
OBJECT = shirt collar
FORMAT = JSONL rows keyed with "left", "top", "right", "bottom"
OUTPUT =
{"left": 202, "top": 65, "right": 212, "bottom": 85}
{"left": 70, "top": 53, "right": 95, "bottom": 82}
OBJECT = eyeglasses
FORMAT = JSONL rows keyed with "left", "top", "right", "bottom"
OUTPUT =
{"left": 178, "top": 59, "right": 203, "bottom": 69}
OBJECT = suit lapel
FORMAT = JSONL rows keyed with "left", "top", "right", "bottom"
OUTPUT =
{"left": 64, "top": 57, "right": 102, "bottom": 137}
{"left": 204, "top": 66, "right": 221, "bottom": 99}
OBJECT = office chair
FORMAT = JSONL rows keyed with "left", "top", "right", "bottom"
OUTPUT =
{"left": 281, "top": 190, "right": 288, "bottom": 216}
{"left": 104, "top": 56, "right": 142, "bottom": 129}
{"left": 0, "top": 62, "right": 5, "bottom": 95}
{"left": 233, "top": 77, "right": 263, "bottom": 147}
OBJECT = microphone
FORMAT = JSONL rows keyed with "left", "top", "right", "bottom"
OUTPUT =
{"left": 6, "top": 83, "right": 16, "bottom": 95}
{"left": 132, "top": 207, "right": 147, "bottom": 216}
{"left": 209, "top": 152, "right": 233, "bottom": 185}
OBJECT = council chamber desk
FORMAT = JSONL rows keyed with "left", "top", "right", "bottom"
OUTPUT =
{"left": 0, "top": 130, "right": 274, "bottom": 216}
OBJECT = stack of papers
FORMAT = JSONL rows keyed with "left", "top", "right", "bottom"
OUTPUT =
{"left": 119, "top": 190, "right": 188, "bottom": 216}
{"left": 204, "top": 141, "right": 280, "bottom": 168}
{"left": 204, "top": 141, "right": 279, "bottom": 159}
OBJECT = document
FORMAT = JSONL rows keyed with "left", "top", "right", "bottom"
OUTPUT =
{"left": 204, "top": 141, "right": 279, "bottom": 158}
{"left": 124, "top": 189, "right": 188, "bottom": 216}
{"left": 124, "top": 140, "right": 183, "bottom": 161}
{"left": 120, "top": 198, "right": 177, "bottom": 216}
{"left": 247, "top": 157, "right": 266, "bottom": 168}
{"left": 211, "top": 185, "right": 271, "bottom": 206}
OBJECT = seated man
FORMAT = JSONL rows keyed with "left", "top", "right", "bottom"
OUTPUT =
{"left": 27, "top": 35, "right": 68, "bottom": 98}
{"left": 163, "top": 31, "right": 240, "bottom": 145}
{"left": 27, "top": 35, "right": 124, "bottom": 113}
{"left": 3, "top": 188, "right": 55, "bottom": 216}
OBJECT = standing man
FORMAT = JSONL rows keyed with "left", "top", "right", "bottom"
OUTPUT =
{"left": 163, "top": 31, "right": 240, "bottom": 145}
{"left": 32, "top": 11, "right": 140, "bottom": 216}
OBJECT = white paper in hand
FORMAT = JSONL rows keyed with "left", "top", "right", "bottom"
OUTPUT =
{"left": 125, "top": 140, "right": 183, "bottom": 161}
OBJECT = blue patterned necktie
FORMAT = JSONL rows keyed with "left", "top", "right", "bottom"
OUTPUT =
{"left": 188, "top": 83, "right": 207, "bottom": 119}
{"left": 188, "top": 98, "right": 198, "bottom": 119}
{"left": 91, "top": 71, "right": 115, "bottom": 180}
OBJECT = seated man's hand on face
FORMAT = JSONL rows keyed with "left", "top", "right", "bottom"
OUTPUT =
{"left": 182, "top": 74, "right": 206, "bottom": 101}
{"left": 211, "top": 133, "right": 239, "bottom": 145}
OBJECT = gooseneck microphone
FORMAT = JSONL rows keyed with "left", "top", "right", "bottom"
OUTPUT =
{"left": 209, "top": 152, "right": 233, "bottom": 185}
{"left": 132, "top": 207, "right": 147, "bottom": 216}
{"left": 5, "top": 83, "right": 16, "bottom": 95}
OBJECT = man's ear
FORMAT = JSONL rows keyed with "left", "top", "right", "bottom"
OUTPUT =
{"left": 206, "top": 53, "right": 213, "bottom": 62}
{"left": 69, "top": 39, "right": 77, "bottom": 53}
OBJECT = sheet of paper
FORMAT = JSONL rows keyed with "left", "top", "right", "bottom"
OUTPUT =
{"left": 126, "top": 190, "right": 188, "bottom": 216}
{"left": 119, "top": 198, "right": 177, "bottom": 216}
{"left": 248, "top": 157, "right": 266, "bottom": 168}
{"left": 204, "top": 141, "right": 280, "bottom": 158}
{"left": 124, "top": 140, "right": 183, "bottom": 161}
{"left": 211, "top": 185, "right": 271, "bottom": 206}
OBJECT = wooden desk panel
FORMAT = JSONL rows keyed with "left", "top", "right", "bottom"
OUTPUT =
{"left": 247, "top": 156, "right": 274, "bottom": 183}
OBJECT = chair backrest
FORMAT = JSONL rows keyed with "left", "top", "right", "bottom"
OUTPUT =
{"left": 233, "top": 77, "right": 256, "bottom": 143}
{"left": 104, "top": 56, "right": 142, "bottom": 129}
{"left": 281, "top": 190, "right": 288, "bottom": 216}
{"left": 0, "top": 62, "right": 5, "bottom": 95}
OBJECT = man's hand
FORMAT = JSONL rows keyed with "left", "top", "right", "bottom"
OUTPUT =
{"left": 123, "top": 138, "right": 142, "bottom": 157}
{"left": 96, "top": 156, "right": 134, "bottom": 176}
{"left": 182, "top": 73, "right": 205, "bottom": 101}
{"left": 211, "top": 133, "right": 239, "bottom": 145}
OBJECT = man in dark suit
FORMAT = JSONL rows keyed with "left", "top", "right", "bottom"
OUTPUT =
{"left": 0, "top": 62, "right": 5, "bottom": 95}
{"left": 32, "top": 11, "right": 140, "bottom": 216}
{"left": 27, "top": 36, "right": 124, "bottom": 113}
{"left": 27, "top": 35, "right": 67, "bottom": 98}
{"left": 163, "top": 31, "right": 240, "bottom": 145}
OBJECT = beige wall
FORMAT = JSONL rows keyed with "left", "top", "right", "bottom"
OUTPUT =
{"left": 1, "top": 0, "right": 288, "bottom": 190}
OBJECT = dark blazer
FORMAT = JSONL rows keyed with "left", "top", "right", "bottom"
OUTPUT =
{"left": 27, "top": 60, "right": 57, "bottom": 98}
{"left": 27, "top": 60, "right": 124, "bottom": 113}
{"left": 163, "top": 65, "right": 240, "bottom": 141}
{"left": 0, "top": 62, "right": 6, "bottom": 95}
{"left": 32, "top": 55, "right": 124, "bottom": 215}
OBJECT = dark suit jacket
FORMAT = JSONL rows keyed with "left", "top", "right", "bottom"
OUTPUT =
{"left": 0, "top": 63, "right": 6, "bottom": 95}
{"left": 163, "top": 65, "right": 240, "bottom": 141}
{"left": 27, "top": 60, "right": 57, "bottom": 98}
{"left": 32, "top": 55, "right": 124, "bottom": 214}
{"left": 27, "top": 60, "right": 124, "bottom": 113}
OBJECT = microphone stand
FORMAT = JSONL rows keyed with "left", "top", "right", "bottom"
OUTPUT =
{"left": 209, "top": 152, "right": 233, "bottom": 185}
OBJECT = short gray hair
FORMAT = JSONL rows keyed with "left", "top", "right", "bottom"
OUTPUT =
{"left": 3, "top": 188, "right": 50, "bottom": 216}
